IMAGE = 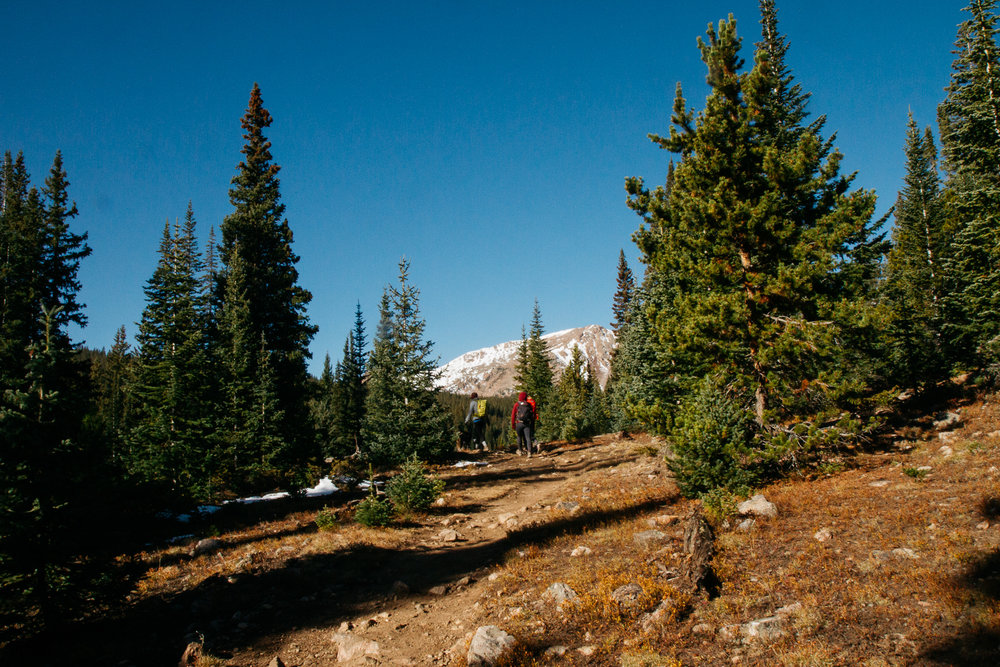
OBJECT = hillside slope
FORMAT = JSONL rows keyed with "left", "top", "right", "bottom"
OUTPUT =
{"left": 7, "top": 392, "right": 1000, "bottom": 665}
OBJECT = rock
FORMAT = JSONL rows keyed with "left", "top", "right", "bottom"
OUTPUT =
{"left": 570, "top": 545, "right": 592, "bottom": 557}
{"left": 555, "top": 500, "right": 580, "bottom": 513}
{"left": 390, "top": 580, "right": 409, "bottom": 596}
{"left": 577, "top": 646, "right": 596, "bottom": 656}
{"left": 429, "top": 585, "right": 449, "bottom": 596}
{"left": 267, "top": 658, "right": 286, "bottom": 667}
{"left": 178, "top": 642, "right": 202, "bottom": 667}
{"left": 978, "top": 521, "right": 990, "bottom": 530}
{"left": 497, "top": 513, "right": 518, "bottom": 526}
{"left": 938, "top": 431, "right": 957, "bottom": 442}
{"left": 738, "top": 494, "right": 777, "bottom": 518}
{"left": 741, "top": 615, "right": 787, "bottom": 641}
{"left": 544, "top": 645, "right": 568, "bottom": 657}
{"left": 737, "top": 518, "right": 756, "bottom": 532}
{"left": 633, "top": 530, "right": 669, "bottom": 548}
{"left": 639, "top": 599, "right": 676, "bottom": 634}
{"left": 814, "top": 528, "right": 833, "bottom": 542}
{"left": 892, "top": 547, "right": 919, "bottom": 560}
{"left": 692, "top": 623, "right": 714, "bottom": 636}
{"left": 938, "top": 445, "right": 954, "bottom": 456}
{"left": 649, "top": 514, "right": 680, "bottom": 527}
{"left": 543, "top": 582, "right": 579, "bottom": 605}
{"left": 331, "top": 632, "right": 380, "bottom": 662}
{"left": 438, "top": 529, "right": 462, "bottom": 542}
{"left": 191, "top": 538, "right": 223, "bottom": 556}
{"left": 467, "top": 625, "right": 516, "bottom": 666}
{"left": 337, "top": 621, "right": 353, "bottom": 633}
{"left": 719, "top": 624, "right": 741, "bottom": 642}
{"left": 869, "top": 480, "right": 890, "bottom": 487}
{"left": 611, "top": 583, "right": 644, "bottom": 607}
{"left": 933, "top": 411, "right": 961, "bottom": 430}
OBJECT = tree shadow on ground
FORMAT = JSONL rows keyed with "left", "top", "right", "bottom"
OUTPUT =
{"left": 919, "top": 498, "right": 1000, "bottom": 665}
{"left": 2, "top": 492, "right": 676, "bottom": 666}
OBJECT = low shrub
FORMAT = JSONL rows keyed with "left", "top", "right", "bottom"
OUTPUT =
{"left": 386, "top": 454, "right": 445, "bottom": 516}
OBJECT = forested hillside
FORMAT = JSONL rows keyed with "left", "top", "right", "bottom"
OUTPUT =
{"left": 4, "top": 0, "right": 1000, "bottom": 657}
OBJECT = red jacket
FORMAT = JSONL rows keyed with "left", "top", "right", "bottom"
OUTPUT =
{"left": 511, "top": 399, "right": 537, "bottom": 429}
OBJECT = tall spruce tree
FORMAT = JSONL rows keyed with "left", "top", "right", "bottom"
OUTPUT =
{"left": 0, "top": 152, "right": 91, "bottom": 629}
{"left": 611, "top": 249, "right": 635, "bottom": 334}
{"left": 217, "top": 84, "right": 317, "bottom": 489}
{"left": 883, "top": 116, "right": 948, "bottom": 387}
{"left": 362, "top": 260, "right": 451, "bottom": 465}
{"left": 626, "top": 6, "right": 883, "bottom": 480}
{"left": 129, "top": 207, "right": 215, "bottom": 500}
{"left": 520, "top": 300, "right": 555, "bottom": 439}
{"left": 938, "top": 0, "right": 1000, "bottom": 369}
{"left": 334, "top": 303, "right": 367, "bottom": 457}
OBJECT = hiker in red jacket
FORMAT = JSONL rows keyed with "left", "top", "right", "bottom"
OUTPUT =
{"left": 511, "top": 391, "right": 537, "bottom": 458}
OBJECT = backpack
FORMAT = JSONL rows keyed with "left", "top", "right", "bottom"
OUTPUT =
{"left": 516, "top": 401, "right": 534, "bottom": 426}
{"left": 475, "top": 399, "right": 487, "bottom": 418}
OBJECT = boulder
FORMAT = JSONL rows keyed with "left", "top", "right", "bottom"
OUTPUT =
{"left": 543, "top": 582, "right": 579, "bottom": 605}
{"left": 191, "top": 538, "right": 223, "bottom": 556}
{"left": 467, "top": 625, "right": 516, "bottom": 666}
{"left": 633, "top": 530, "right": 669, "bottom": 548}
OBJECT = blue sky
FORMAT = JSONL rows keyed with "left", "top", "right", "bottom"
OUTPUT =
{"left": 3, "top": 1, "right": 964, "bottom": 373}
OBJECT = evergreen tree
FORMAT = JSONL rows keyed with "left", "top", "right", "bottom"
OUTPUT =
{"left": 0, "top": 152, "right": 91, "bottom": 629}
{"left": 626, "top": 7, "right": 883, "bottom": 489}
{"left": 553, "top": 345, "right": 589, "bottom": 440}
{"left": 89, "top": 325, "right": 134, "bottom": 465}
{"left": 216, "top": 84, "right": 317, "bottom": 489}
{"left": 882, "top": 116, "right": 948, "bottom": 387}
{"left": 937, "top": 0, "right": 1000, "bottom": 369}
{"left": 129, "top": 206, "right": 215, "bottom": 500}
{"left": 335, "top": 303, "right": 367, "bottom": 456}
{"left": 521, "top": 300, "right": 554, "bottom": 438}
{"left": 362, "top": 260, "right": 452, "bottom": 465}
{"left": 309, "top": 353, "right": 339, "bottom": 457}
{"left": 611, "top": 249, "right": 635, "bottom": 333}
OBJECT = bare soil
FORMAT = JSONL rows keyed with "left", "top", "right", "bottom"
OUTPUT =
{"left": 7, "top": 390, "right": 1000, "bottom": 666}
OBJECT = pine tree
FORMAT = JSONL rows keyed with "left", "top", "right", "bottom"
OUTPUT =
{"left": 129, "top": 206, "right": 215, "bottom": 500}
{"left": 883, "top": 116, "right": 948, "bottom": 387}
{"left": 0, "top": 152, "right": 91, "bottom": 629}
{"left": 335, "top": 303, "right": 367, "bottom": 456}
{"left": 521, "top": 300, "right": 555, "bottom": 440}
{"left": 626, "top": 7, "right": 883, "bottom": 481}
{"left": 362, "top": 260, "right": 452, "bottom": 465}
{"left": 90, "top": 325, "right": 134, "bottom": 465}
{"left": 937, "top": 0, "right": 1000, "bottom": 368}
{"left": 217, "top": 84, "right": 318, "bottom": 489}
{"left": 611, "top": 249, "right": 635, "bottom": 334}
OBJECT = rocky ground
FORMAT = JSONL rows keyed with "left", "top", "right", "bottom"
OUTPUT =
{"left": 7, "top": 389, "right": 1000, "bottom": 666}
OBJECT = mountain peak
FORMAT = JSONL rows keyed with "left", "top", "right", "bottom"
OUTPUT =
{"left": 435, "top": 324, "right": 617, "bottom": 396}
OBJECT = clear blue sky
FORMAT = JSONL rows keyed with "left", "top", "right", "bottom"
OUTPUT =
{"left": 3, "top": 1, "right": 964, "bottom": 373}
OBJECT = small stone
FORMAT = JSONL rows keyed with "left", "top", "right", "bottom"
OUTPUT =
{"left": 544, "top": 645, "right": 568, "bottom": 657}
{"left": 570, "top": 546, "right": 592, "bottom": 557}
{"left": 467, "top": 626, "right": 516, "bottom": 666}
{"left": 737, "top": 518, "right": 756, "bottom": 532}
{"left": 191, "top": 538, "right": 223, "bottom": 556}
{"left": 390, "top": 580, "right": 410, "bottom": 596}
{"left": 892, "top": 547, "right": 919, "bottom": 560}
{"left": 330, "top": 632, "right": 380, "bottom": 662}
{"left": 742, "top": 616, "right": 787, "bottom": 641}
{"left": 611, "top": 583, "right": 644, "bottom": 606}
{"left": 577, "top": 646, "right": 596, "bottom": 657}
{"left": 543, "top": 582, "right": 579, "bottom": 605}
{"left": 939, "top": 445, "right": 954, "bottom": 457}
{"left": 488, "top": 572, "right": 501, "bottom": 582}
{"left": 775, "top": 602, "right": 803, "bottom": 617}
{"left": 977, "top": 521, "right": 990, "bottom": 530}
{"left": 633, "top": 530, "right": 669, "bottom": 547}
{"left": 266, "top": 658, "right": 286, "bottom": 667}
{"left": 429, "top": 585, "right": 448, "bottom": 596}
{"left": 555, "top": 500, "right": 580, "bottom": 513}
{"left": 814, "top": 528, "right": 833, "bottom": 542}
{"left": 869, "top": 480, "right": 890, "bottom": 487}
{"left": 438, "top": 529, "right": 461, "bottom": 542}
{"left": 692, "top": 623, "right": 714, "bottom": 635}
{"left": 737, "top": 494, "right": 777, "bottom": 518}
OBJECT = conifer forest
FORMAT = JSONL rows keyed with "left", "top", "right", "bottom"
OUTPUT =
{"left": 4, "top": 0, "right": 1000, "bottom": 649}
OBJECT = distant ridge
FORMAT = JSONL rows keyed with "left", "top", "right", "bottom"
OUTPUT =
{"left": 434, "top": 324, "right": 617, "bottom": 396}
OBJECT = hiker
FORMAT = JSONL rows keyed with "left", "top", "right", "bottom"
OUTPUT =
{"left": 511, "top": 391, "right": 537, "bottom": 457}
{"left": 464, "top": 391, "right": 489, "bottom": 451}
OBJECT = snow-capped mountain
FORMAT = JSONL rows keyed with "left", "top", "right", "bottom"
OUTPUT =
{"left": 434, "top": 324, "right": 617, "bottom": 396}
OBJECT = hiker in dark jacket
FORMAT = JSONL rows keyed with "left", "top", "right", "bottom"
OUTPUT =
{"left": 511, "top": 391, "right": 537, "bottom": 457}
{"left": 464, "top": 391, "right": 488, "bottom": 451}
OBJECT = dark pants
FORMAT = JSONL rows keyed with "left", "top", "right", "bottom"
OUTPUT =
{"left": 471, "top": 418, "right": 486, "bottom": 449}
{"left": 516, "top": 423, "right": 533, "bottom": 454}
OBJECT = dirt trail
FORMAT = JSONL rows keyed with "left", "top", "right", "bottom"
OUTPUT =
{"left": 229, "top": 437, "right": 650, "bottom": 666}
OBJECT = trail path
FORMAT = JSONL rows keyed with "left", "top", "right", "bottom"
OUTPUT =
{"left": 229, "top": 435, "right": 657, "bottom": 666}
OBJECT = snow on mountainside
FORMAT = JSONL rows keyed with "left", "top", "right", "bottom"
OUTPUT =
{"left": 435, "top": 324, "right": 617, "bottom": 396}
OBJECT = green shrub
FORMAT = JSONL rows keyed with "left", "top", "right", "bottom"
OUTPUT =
{"left": 386, "top": 454, "right": 445, "bottom": 516}
{"left": 315, "top": 507, "right": 338, "bottom": 531}
{"left": 667, "top": 375, "right": 757, "bottom": 498}
{"left": 354, "top": 493, "right": 395, "bottom": 527}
